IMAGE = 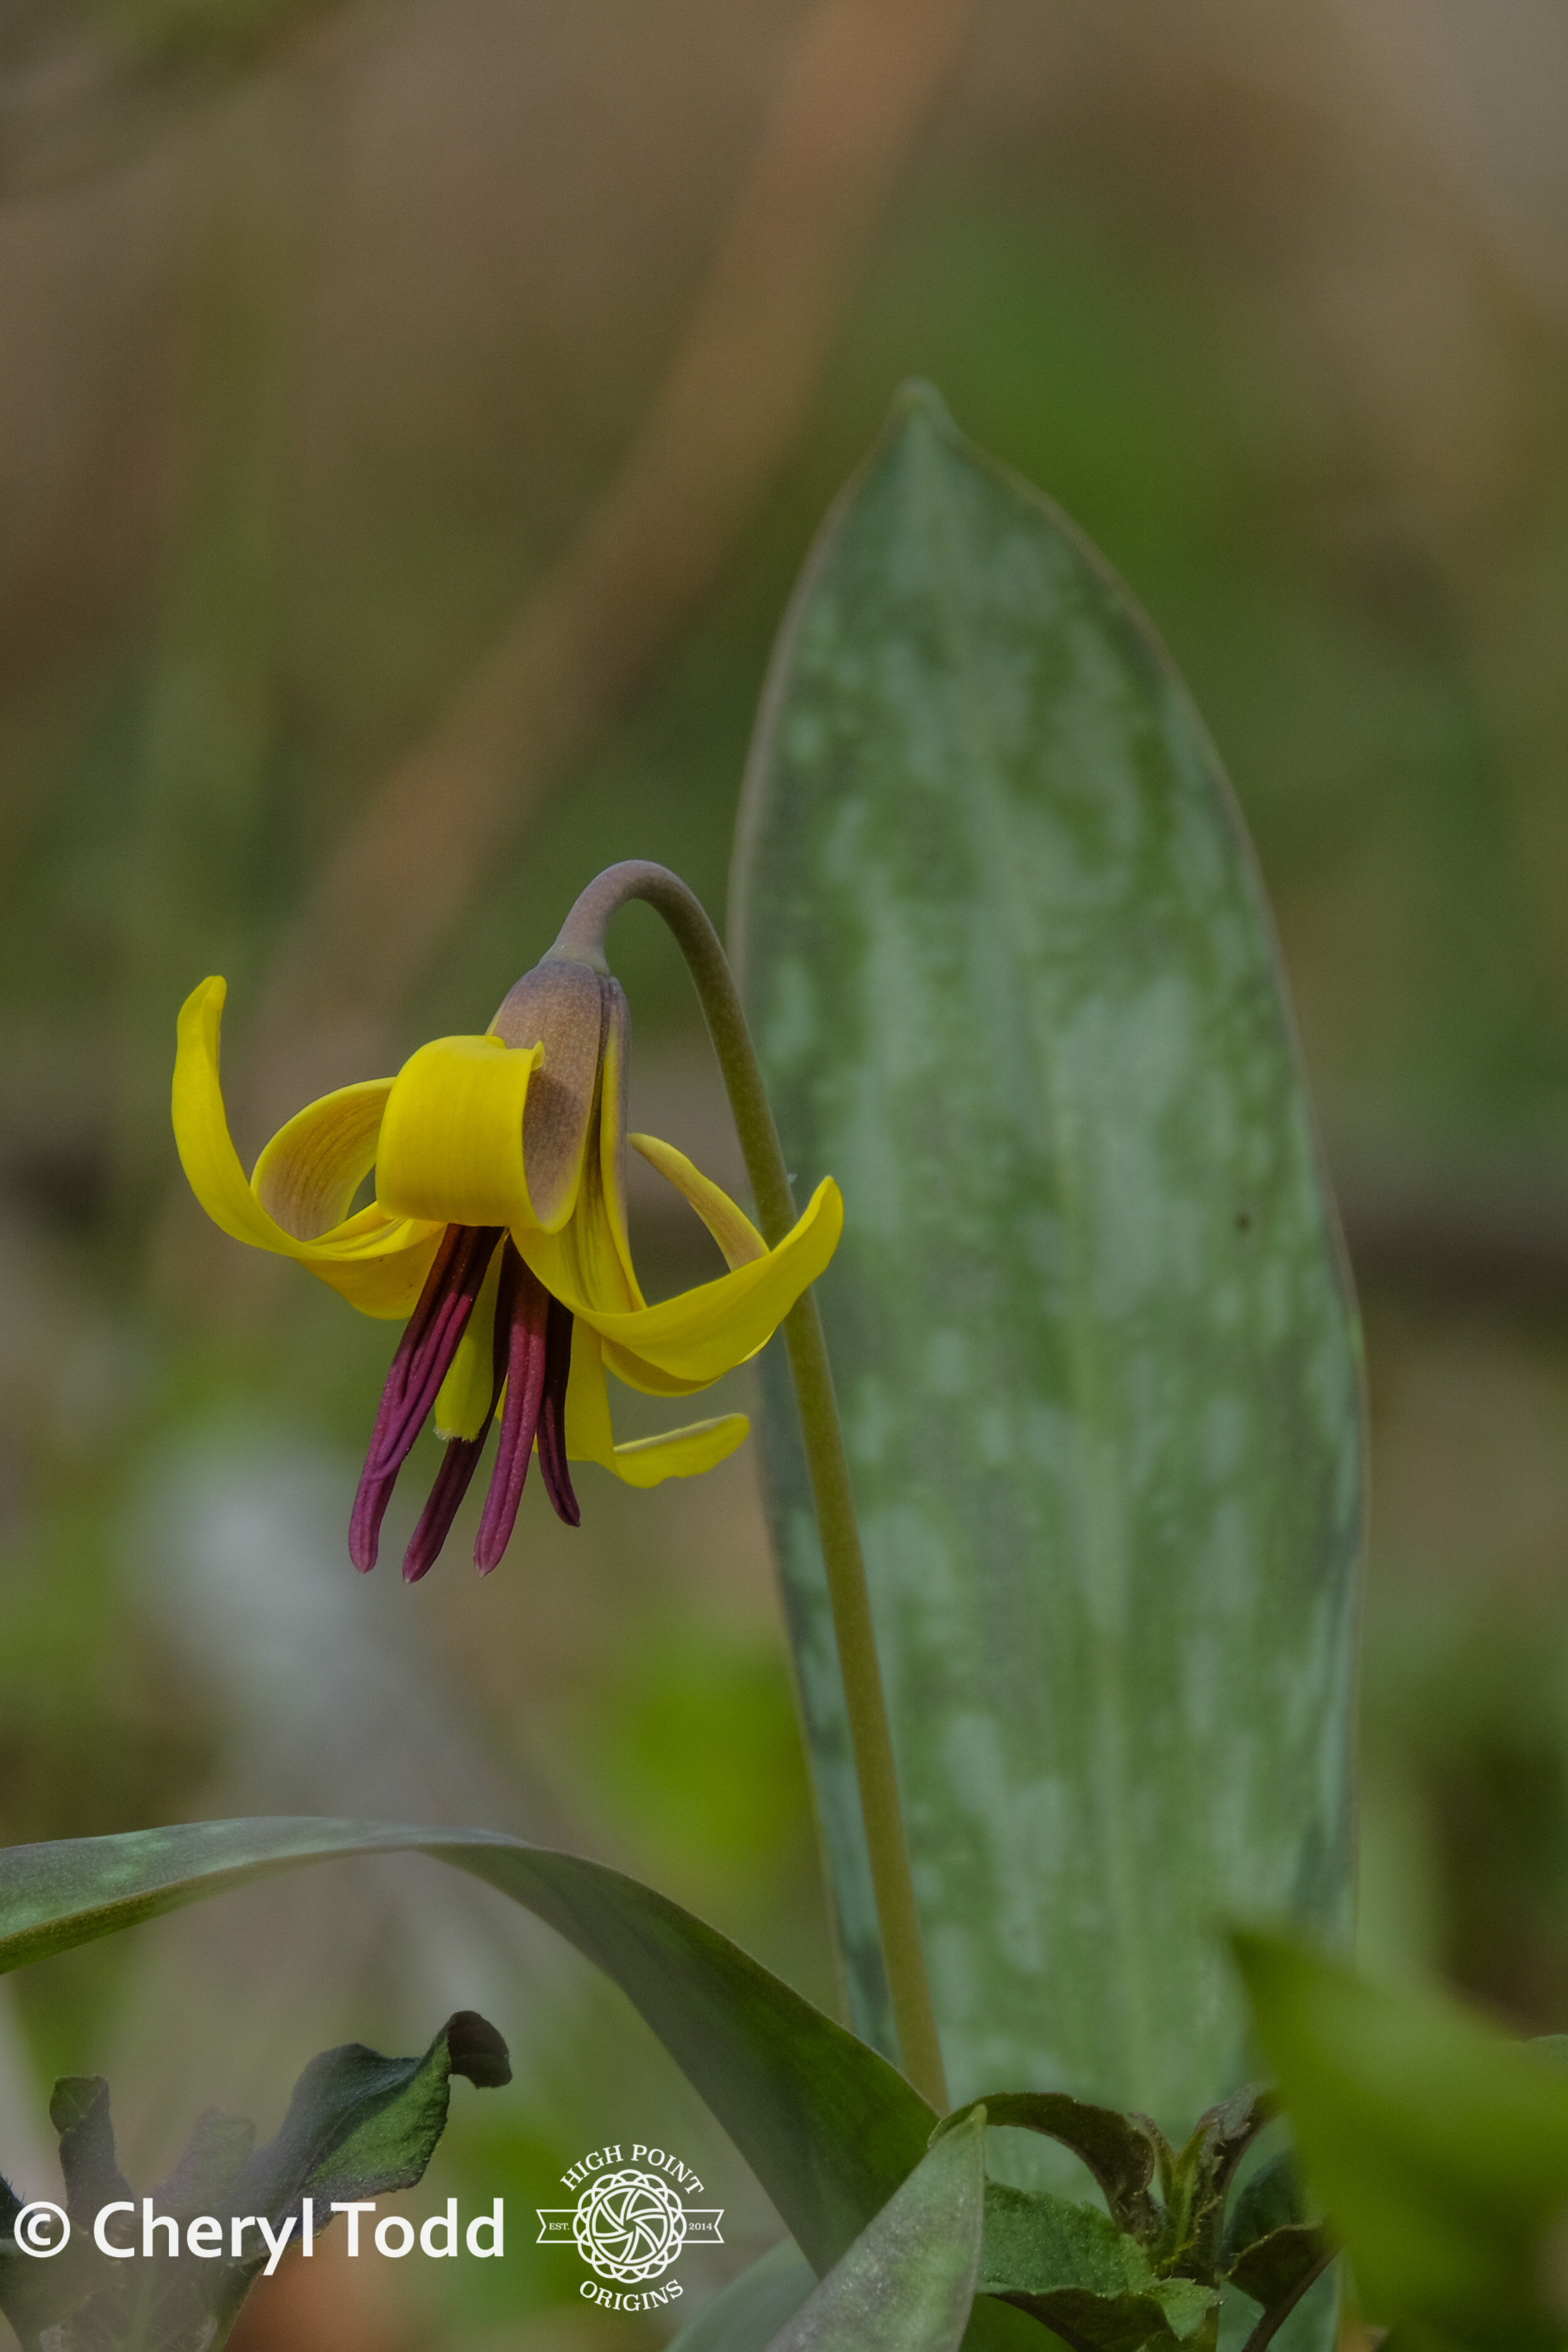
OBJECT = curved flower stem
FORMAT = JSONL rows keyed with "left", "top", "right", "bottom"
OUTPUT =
{"left": 552, "top": 860, "right": 949, "bottom": 2113}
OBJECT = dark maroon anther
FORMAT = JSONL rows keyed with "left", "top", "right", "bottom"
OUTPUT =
{"left": 404, "top": 1245, "right": 522, "bottom": 1581}
{"left": 402, "top": 1433, "right": 486, "bottom": 1583}
{"left": 474, "top": 1247, "right": 551, "bottom": 1574}
{"left": 536, "top": 1294, "right": 580, "bottom": 1528}
{"left": 348, "top": 1458, "right": 400, "bottom": 1577}
{"left": 365, "top": 1223, "right": 502, "bottom": 1476}
{"left": 349, "top": 1221, "right": 501, "bottom": 1571}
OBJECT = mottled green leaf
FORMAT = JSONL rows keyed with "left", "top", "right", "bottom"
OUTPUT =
{"left": 762, "top": 2112, "right": 985, "bottom": 2352}
{"left": 733, "top": 386, "right": 1363, "bottom": 2178}
{"left": 1234, "top": 1931, "right": 1568, "bottom": 2350}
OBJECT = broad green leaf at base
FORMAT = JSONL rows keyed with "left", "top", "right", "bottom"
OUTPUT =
{"left": 0, "top": 1816, "right": 931, "bottom": 2279}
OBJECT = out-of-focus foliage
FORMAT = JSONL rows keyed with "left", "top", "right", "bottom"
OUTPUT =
{"left": 4, "top": 3, "right": 1568, "bottom": 2346}
{"left": 1237, "top": 1933, "right": 1568, "bottom": 2352}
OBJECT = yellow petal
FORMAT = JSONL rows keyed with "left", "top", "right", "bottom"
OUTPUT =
{"left": 630, "top": 1133, "right": 766, "bottom": 1269}
{"left": 253, "top": 1079, "right": 392, "bottom": 1239}
{"left": 173, "top": 980, "right": 442, "bottom": 1315}
{"left": 596, "top": 981, "right": 641, "bottom": 1302}
{"left": 598, "top": 1341, "right": 716, "bottom": 1400}
{"left": 564, "top": 1322, "right": 617, "bottom": 1466}
{"left": 375, "top": 1034, "right": 540, "bottom": 1228}
{"left": 520, "top": 1063, "right": 645, "bottom": 1319}
{"left": 432, "top": 1242, "right": 504, "bottom": 1438}
{"left": 532, "top": 1126, "right": 768, "bottom": 1389}
{"left": 174, "top": 977, "right": 295, "bottom": 1255}
{"left": 562, "top": 1322, "right": 748, "bottom": 1485}
{"left": 523, "top": 1175, "right": 842, "bottom": 1387}
{"left": 307, "top": 1231, "right": 445, "bottom": 1319}
{"left": 604, "top": 1415, "right": 750, "bottom": 1487}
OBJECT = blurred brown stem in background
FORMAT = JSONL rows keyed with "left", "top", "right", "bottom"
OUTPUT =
{"left": 237, "top": 0, "right": 979, "bottom": 1145}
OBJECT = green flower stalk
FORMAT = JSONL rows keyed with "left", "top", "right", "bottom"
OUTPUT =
{"left": 550, "top": 861, "right": 948, "bottom": 2113}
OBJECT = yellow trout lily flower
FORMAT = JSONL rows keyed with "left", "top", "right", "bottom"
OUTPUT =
{"left": 173, "top": 954, "right": 842, "bottom": 1580}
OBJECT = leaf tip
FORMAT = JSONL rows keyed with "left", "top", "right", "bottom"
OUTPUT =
{"left": 443, "top": 2009, "right": 512, "bottom": 2090}
{"left": 887, "top": 376, "right": 959, "bottom": 442}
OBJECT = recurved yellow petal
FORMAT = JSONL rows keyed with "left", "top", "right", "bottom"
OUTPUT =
{"left": 253, "top": 1079, "right": 392, "bottom": 1239}
{"left": 630, "top": 1133, "right": 765, "bottom": 1269}
{"left": 173, "top": 979, "right": 442, "bottom": 1317}
{"left": 526, "top": 1175, "right": 842, "bottom": 1386}
{"left": 563, "top": 1323, "right": 749, "bottom": 1485}
{"left": 174, "top": 977, "right": 297, "bottom": 1255}
{"left": 375, "top": 1034, "right": 539, "bottom": 1228}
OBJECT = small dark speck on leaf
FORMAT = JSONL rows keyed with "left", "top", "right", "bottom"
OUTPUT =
{"left": 1234, "top": 1209, "right": 1253, "bottom": 1233}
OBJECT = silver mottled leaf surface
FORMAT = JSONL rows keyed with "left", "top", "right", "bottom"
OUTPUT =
{"left": 733, "top": 387, "right": 1362, "bottom": 2160}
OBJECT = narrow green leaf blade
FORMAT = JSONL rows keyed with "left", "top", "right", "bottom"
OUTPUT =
{"left": 733, "top": 383, "right": 1363, "bottom": 2148}
{"left": 668, "top": 2241, "right": 819, "bottom": 2352}
{"left": 0, "top": 1817, "right": 930, "bottom": 2277}
{"left": 762, "top": 2111, "right": 985, "bottom": 2352}
{"left": 1234, "top": 1931, "right": 1568, "bottom": 2349}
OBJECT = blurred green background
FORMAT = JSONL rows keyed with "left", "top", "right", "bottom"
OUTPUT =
{"left": 5, "top": 0, "right": 1568, "bottom": 2344}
